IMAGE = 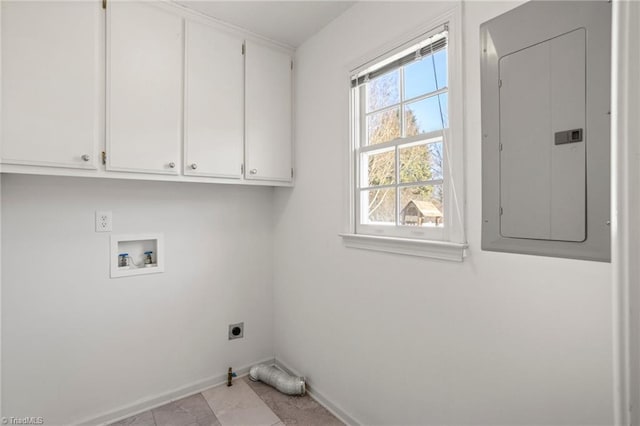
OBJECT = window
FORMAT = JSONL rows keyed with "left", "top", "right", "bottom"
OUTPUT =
{"left": 343, "top": 11, "right": 466, "bottom": 261}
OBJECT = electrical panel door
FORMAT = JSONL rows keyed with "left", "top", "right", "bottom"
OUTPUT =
{"left": 499, "top": 29, "right": 586, "bottom": 242}
{"left": 480, "top": 1, "right": 611, "bottom": 261}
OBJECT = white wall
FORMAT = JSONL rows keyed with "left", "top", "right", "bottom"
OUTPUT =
{"left": 0, "top": 173, "right": 3, "bottom": 421}
{"left": 273, "top": 2, "right": 614, "bottom": 424}
{"left": 612, "top": 1, "right": 640, "bottom": 423}
{"left": 1, "top": 174, "right": 275, "bottom": 424}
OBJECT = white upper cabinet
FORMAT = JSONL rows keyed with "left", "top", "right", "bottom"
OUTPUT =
{"left": 245, "top": 41, "right": 293, "bottom": 182}
{"left": 107, "top": 2, "right": 183, "bottom": 175}
{"left": 1, "top": 1, "right": 294, "bottom": 186}
{"left": 184, "top": 21, "right": 244, "bottom": 179}
{"left": 1, "top": 1, "right": 102, "bottom": 169}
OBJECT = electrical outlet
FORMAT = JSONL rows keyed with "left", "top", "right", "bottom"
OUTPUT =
{"left": 228, "top": 322, "right": 244, "bottom": 340}
{"left": 95, "top": 211, "right": 112, "bottom": 232}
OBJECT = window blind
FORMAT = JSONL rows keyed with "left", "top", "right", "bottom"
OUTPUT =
{"left": 351, "top": 34, "right": 447, "bottom": 88}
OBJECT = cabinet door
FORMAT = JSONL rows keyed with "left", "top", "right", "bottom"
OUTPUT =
{"left": 245, "top": 41, "right": 292, "bottom": 182}
{"left": 184, "top": 21, "right": 243, "bottom": 178}
{"left": 107, "top": 2, "right": 182, "bottom": 175}
{"left": 1, "top": 1, "right": 101, "bottom": 169}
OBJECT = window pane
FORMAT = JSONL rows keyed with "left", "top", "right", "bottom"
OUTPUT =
{"left": 363, "top": 148, "right": 395, "bottom": 187}
{"left": 362, "top": 188, "right": 396, "bottom": 224}
{"left": 405, "top": 93, "right": 448, "bottom": 136}
{"left": 367, "top": 107, "right": 401, "bottom": 145}
{"left": 399, "top": 140, "right": 443, "bottom": 183}
{"left": 399, "top": 184, "right": 444, "bottom": 227}
{"left": 403, "top": 49, "right": 448, "bottom": 100}
{"left": 433, "top": 49, "right": 448, "bottom": 90}
{"left": 366, "top": 70, "right": 400, "bottom": 112}
{"left": 404, "top": 58, "right": 436, "bottom": 99}
{"left": 439, "top": 92, "right": 449, "bottom": 127}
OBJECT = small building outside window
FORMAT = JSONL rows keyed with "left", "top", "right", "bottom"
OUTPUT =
{"left": 400, "top": 200, "right": 443, "bottom": 226}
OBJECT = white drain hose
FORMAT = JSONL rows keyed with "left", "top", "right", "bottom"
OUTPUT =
{"left": 249, "top": 364, "right": 306, "bottom": 396}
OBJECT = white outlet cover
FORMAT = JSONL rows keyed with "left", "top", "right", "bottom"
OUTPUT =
{"left": 95, "top": 211, "right": 112, "bottom": 232}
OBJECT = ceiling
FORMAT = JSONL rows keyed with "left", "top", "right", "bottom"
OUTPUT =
{"left": 175, "top": 1, "right": 356, "bottom": 47}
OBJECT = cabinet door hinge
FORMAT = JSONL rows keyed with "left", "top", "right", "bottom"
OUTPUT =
{"left": 101, "top": 151, "right": 107, "bottom": 165}
{"left": 499, "top": 143, "right": 503, "bottom": 151}
{"left": 500, "top": 206, "right": 503, "bottom": 216}
{"left": 242, "top": 43, "right": 245, "bottom": 55}
{"left": 498, "top": 79, "right": 502, "bottom": 88}
{"left": 291, "top": 168, "right": 294, "bottom": 178}
{"left": 102, "top": 0, "right": 106, "bottom": 10}
{"left": 241, "top": 164, "right": 244, "bottom": 174}
{"left": 291, "top": 60, "right": 294, "bottom": 70}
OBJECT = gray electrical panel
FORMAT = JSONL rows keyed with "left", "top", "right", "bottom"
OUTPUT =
{"left": 480, "top": 1, "right": 611, "bottom": 262}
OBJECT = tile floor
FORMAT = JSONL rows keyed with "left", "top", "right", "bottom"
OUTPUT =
{"left": 110, "top": 376, "right": 343, "bottom": 426}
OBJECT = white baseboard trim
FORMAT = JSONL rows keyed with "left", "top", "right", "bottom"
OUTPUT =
{"left": 274, "top": 358, "right": 361, "bottom": 426}
{"left": 77, "top": 357, "right": 276, "bottom": 426}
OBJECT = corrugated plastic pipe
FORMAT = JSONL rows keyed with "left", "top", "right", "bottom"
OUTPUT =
{"left": 249, "top": 364, "right": 306, "bottom": 396}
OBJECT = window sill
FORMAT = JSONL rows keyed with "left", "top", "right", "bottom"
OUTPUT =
{"left": 339, "top": 233, "right": 467, "bottom": 262}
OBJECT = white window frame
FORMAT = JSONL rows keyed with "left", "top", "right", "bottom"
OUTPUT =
{"left": 341, "top": 7, "right": 467, "bottom": 261}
